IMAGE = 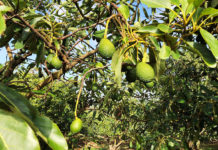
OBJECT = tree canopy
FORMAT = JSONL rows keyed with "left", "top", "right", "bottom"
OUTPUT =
{"left": 0, "top": 0, "right": 218, "bottom": 149}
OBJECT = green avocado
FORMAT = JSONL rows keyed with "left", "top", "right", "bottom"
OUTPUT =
{"left": 136, "top": 62, "right": 155, "bottom": 82}
{"left": 70, "top": 118, "right": 83, "bottom": 134}
{"left": 51, "top": 56, "right": 62, "bottom": 69}
{"left": 98, "top": 38, "right": 116, "bottom": 59}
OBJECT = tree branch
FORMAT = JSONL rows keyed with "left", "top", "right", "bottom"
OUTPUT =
{"left": 16, "top": 15, "right": 51, "bottom": 47}
{"left": 15, "top": 15, "right": 70, "bottom": 64}
{"left": 0, "top": 52, "right": 32, "bottom": 81}
{"left": 57, "top": 15, "right": 116, "bottom": 40}
{"left": 67, "top": 31, "right": 93, "bottom": 55}
{"left": 73, "top": 1, "right": 88, "bottom": 19}
{"left": 6, "top": 44, "right": 13, "bottom": 61}
{"left": 27, "top": 49, "right": 98, "bottom": 98}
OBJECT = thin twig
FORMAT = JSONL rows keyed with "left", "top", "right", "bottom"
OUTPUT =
{"left": 82, "top": 40, "right": 95, "bottom": 50}
{"left": 6, "top": 44, "right": 13, "bottom": 61}
{"left": 73, "top": 1, "right": 89, "bottom": 19}
{"left": 67, "top": 31, "right": 93, "bottom": 55}
{"left": 74, "top": 64, "right": 110, "bottom": 118}
{"left": 16, "top": 15, "right": 51, "bottom": 47}
{"left": 57, "top": 15, "right": 116, "bottom": 40}
{"left": 35, "top": 0, "right": 42, "bottom": 9}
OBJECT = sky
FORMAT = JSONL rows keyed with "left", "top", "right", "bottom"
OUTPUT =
{"left": 0, "top": 48, "right": 7, "bottom": 64}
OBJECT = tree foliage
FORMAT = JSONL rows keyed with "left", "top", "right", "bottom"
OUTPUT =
{"left": 0, "top": 0, "right": 217, "bottom": 149}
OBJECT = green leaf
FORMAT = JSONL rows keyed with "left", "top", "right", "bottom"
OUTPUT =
{"left": 0, "top": 136, "right": 8, "bottom": 150}
{"left": 141, "top": 0, "right": 171, "bottom": 8}
{"left": 111, "top": 50, "right": 120, "bottom": 72}
{"left": 111, "top": 50, "right": 123, "bottom": 86}
{"left": 187, "top": 0, "right": 194, "bottom": 4}
{"left": 0, "top": 24, "right": 17, "bottom": 47}
{"left": 93, "top": 29, "right": 105, "bottom": 40}
{"left": 150, "top": 48, "right": 164, "bottom": 80}
{"left": 157, "top": 24, "right": 173, "bottom": 33}
{"left": 169, "top": 10, "right": 178, "bottom": 23}
{"left": 193, "top": 0, "right": 204, "bottom": 8}
{"left": 13, "top": 0, "right": 26, "bottom": 10}
{"left": 68, "top": 27, "right": 77, "bottom": 32}
{"left": 187, "top": 0, "right": 204, "bottom": 8}
{"left": 142, "top": 7, "right": 149, "bottom": 19}
{"left": 211, "top": 0, "right": 218, "bottom": 8}
{"left": 0, "top": 109, "right": 40, "bottom": 150}
{"left": 159, "top": 43, "right": 171, "bottom": 59}
{"left": 23, "top": 12, "right": 43, "bottom": 20}
{"left": 21, "top": 28, "right": 31, "bottom": 41}
{"left": 149, "top": 36, "right": 160, "bottom": 51}
{"left": 179, "top": 0, "right": 194, "bottom": 15}
{"left": 200, "top": 28, "right": 218, "bottom": 59}
{"left": 83, "top": 68, "right": 91, "bottom": 79}
{"left": 32, "top": 90, "right": 56, "bottom": 97}
{"left": 36, "top": 42, "right": 45, "bottom": 66}
{"left": 199, "top": 8, "right": 218, "bottom": 19}
{"left": 14, "top": 40, "right": 25, "bottom": 49}
{"left": 192, "top": 7, "right": 203, "bottom": 23}
{"left": 118, "top": 4, "right": 130, "bottom": 20}
{"left": 178, "top": 99, "right": 185, "bottom": 104}
{"left": 0, "top": 83, "right": 37, "bottom": 120}
{"left": 0, "top": 64, "right": 67, "bottom": 150}
{"left": 170, "top": 0, "right": 180, "bottom": 7}
{"left": 0, "top": 13, "right": 6, "bottom": 35}
{"left": 168, "top": 141, "right": 175, "bottom": 147}
{"left": 215, "top": 18, "right": 218, "bottom": 23}
{"left": 78, "top": 30, "right": 87, "bottom": 37}
{"left": 164, "top": 34, "right": 178, "bottom": 50}
{"left": 186, "top": 42, "right": 216, "bottom": 68}
{"left": 33, "top": 115, "right": 68, "bottom": 150}
{"left": 30, "top": 17, "right": 44, "bottom": 25}
{"left": 136, "top": 25, "right": 162, "bottom": 35}
{"left": 54, "top": 39, "right": 60, "bottom": 50}
{"left": 171, "top": 50, "right": 180, "bottom": 60}
{"left": 179, "top": 0, "right": 188, "bottom": 13}
{"left": 95, "top": 62, "right": 104, "bottom": 75}
{"left": 95, "top": 62, "right": 104, "bottom": 68}
{"left": 0, "top": 5, "right": 13, "bottom": 14}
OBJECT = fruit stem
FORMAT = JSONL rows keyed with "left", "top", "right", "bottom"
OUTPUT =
{"left": 104, "top": 18, "right": 110, "bottom": 39}
{"left": 126, "top": 20, "right": 133, "bottom": 39}
{"left": 74, "top": 92, "right": 80, "bottom": 118}
{"left": 74, "top": 65, "right": 109, "bottom": 119}
{"left": 55, "top": 49, "right": 58, "bottom": 57}
{"left": 104, "top": 14, "right": 116, "bottom": 39}
{"left": 142, "top": 50, "right": 148, "bottom": 63}
{"left": 122, "top": 42, "right": 137, "bottom": 55}
{"left": 93, "top": 72, "right": 96, "bottom": 83}
{"left": 136, "top": 47, "right": 139, "bottom": 62}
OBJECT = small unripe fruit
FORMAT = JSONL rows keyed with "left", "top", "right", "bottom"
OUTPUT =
{"left": 95, "top": 62, "right": 104, "bottom": 68}
{"left": 51, "top": 56, "right": 62, "bottom": 69}
{"left": 95, "top": 62, "right": 104, "bottom": 75}
{"left": 70, "top": 118, "right": 82, "bottom": 134}
{"left": 46, "top": 54, "right": 55, "bottom": 64}
{"left": 168, "top": 141, "right": 175, "bottom": 147}
{"left": 126, "top": 68, "right": 136, "bottom": 82}
{"left": 92, "top": 84, "right": 98, "bottom": 91}
{"left": 136, "top": 62, "right": 155, "bottom": 82}
{"left": 98, "top": 38, "right": 116, "bottom": 59}
{"left": 146, "top": 81, "right": 154, "bottom": 88}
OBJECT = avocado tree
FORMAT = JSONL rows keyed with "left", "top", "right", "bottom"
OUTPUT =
{"left": 0, "top": 0, "right": 217, "bottom": 149}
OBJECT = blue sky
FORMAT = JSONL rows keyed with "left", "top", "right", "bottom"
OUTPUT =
{"left": 0, "top": 48, "right": 7, "bottom": 64}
